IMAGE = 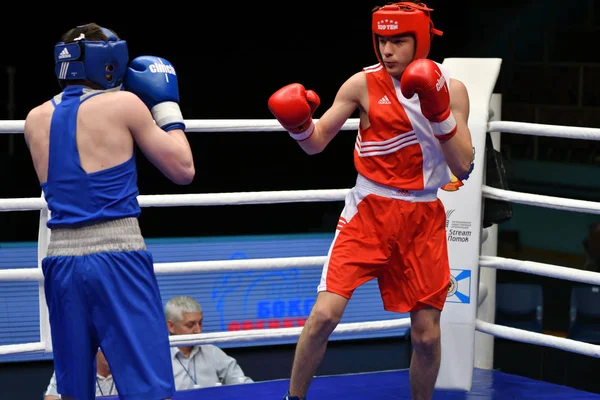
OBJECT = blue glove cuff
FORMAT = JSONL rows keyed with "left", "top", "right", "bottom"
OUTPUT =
{"left": 162, "top": 122, "right": 186, "bottom": 132}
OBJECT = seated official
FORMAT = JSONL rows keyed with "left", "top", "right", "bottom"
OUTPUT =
{"left": 164, "top": 295, "right": 254, "bottom": 390}
{"left": 44, "top": 349, "right": 117, "bottom": 398}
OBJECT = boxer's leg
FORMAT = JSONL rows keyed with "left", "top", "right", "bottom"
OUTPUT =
{"left": 42, "top": 255, "right": 99, "bottom": 400}
{"left": 287, "top": 291, "right": 349, "bottom": 399}
{"left": 409, "top": 306, "right": 442, "bottom": 400}
{"left": 379, "top": 198, "right": 449, "bottom": 400}
{"left": 86, "top": 250, "right": 175, "bottom": 400}
{"left": 286, "top": 191, "right": 394, "bottom": 399}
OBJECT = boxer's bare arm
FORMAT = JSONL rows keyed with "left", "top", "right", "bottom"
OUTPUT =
{"left": 440, "top": 78, "right": 473, "bottom": 178}
{"left": 297, "top": 72, "right": 365, "bottom": 155}
{"left": 121, "top": 92, "right": 195, "bottom": 185}
{"left": 24, "top": 103, "right": 53, "bottom": 184}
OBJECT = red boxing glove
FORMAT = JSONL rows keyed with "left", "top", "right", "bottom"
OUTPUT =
{"left": 401, "top": 59, "right": 457, "bottom": 141}
{"left": 268, "top": 83, "right": 321, "bottom": 141}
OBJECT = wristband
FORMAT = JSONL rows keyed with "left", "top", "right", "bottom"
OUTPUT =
{"left": 151, "top": 102, "right": 185, "bottom": 131}
{"left": 288, "top": 121, "right": 315, "bottom": 141}
{"left": 431, "top": 112, "right": 457, "bottom": 141}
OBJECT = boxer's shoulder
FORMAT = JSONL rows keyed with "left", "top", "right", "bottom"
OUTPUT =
{"left": 346, "top": 70, "right": 368, "bottom": 88}
{"left": 23, "top": 105, "right": 51, "bottom": 153}
{"left": 24, "top": 101, "right": 53, "bottom": 135}
{"left": 335, "top": 71, "right": 368, "bottom": 105}
{"left": 88, "top": 89, "right": 138, "bottom": 103}
{"left": 81, "top": 90, "right": 146, "bottom": 116}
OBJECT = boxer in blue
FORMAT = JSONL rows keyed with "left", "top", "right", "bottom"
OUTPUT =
{"left": 23, "top": 23, "right": 195, "bottom": 400}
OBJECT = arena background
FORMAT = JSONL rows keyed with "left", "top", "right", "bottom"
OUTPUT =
{"left": 1, "top": 0, "right": 600, "bottom": 398}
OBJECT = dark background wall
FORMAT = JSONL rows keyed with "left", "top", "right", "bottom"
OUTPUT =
{"left": 1, "top": 0, "right": 600, "bottom": 398}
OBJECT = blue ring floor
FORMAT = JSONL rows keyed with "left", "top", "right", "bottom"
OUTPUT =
{"left": 103, "top": 368, "right": 600, "bottom": 399}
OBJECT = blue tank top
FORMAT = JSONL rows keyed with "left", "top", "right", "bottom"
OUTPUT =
{"left": 42, "top": 85, "right": 141, "bottom": 228}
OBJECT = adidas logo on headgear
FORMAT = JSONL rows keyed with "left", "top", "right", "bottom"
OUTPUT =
{"left": 58, "top": 48, "right": 71, "bottom": 59}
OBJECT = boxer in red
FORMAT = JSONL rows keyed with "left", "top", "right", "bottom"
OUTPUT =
{"left": 268, "top": 2, "right": 475, "bottom": 399}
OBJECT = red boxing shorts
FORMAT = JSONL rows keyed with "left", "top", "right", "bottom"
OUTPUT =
{"left": 318, "top": 174, "right": 451, "bottom": 313}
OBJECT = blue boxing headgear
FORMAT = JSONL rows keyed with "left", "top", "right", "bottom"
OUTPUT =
{"left": 54, "top": 26, "right": 128, "bottom": 90}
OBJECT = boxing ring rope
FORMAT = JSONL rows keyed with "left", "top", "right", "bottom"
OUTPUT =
{"left": 480, "top": 256, "right": 600, "bottom": 286}
{"left": 2, "top": 117, "right": 600, "bottom": 370}
{"left": 488, "top": 120, "right": 600, "bottom": 140}
{"left": 0, "top": 189, "right": 350, "bottom": 211}
{"left": 4, "top": 185, "right": 600, "bottom": 215}
{"left": 482, "top": 186, "right": 600, "bottom": 215}
{"left": 475, "top": 320, "right": 600, "bottom": 358}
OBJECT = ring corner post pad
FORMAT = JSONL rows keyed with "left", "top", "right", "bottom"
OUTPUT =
{"left": 435, "top": 57, "right": 503, "bottom": 392}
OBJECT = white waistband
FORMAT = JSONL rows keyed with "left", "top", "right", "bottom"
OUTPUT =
{"left": 355, "top": 174, "right": 439, "bottom": 202}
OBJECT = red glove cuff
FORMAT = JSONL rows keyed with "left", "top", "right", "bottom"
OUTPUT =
{"left": 431, "top": 112, "right": 457, "bottom": 141}
{"left": 289, "top": 121, "right": 315, "bottom": 141}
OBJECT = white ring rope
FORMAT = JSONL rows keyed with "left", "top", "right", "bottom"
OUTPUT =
{"left": 6, "top": 252, "right": 597, "bottom": 288}
{"left": 476, "top": 320, "right": 600, "bottom": 359}
{"left": 479, "top": 256, "right": 600, "bottom": 286}
{"left": 153, "top": 256, "right": 328, "bottom": 275}
{"left": 0, "top": 256, "right": 329, "bottom": 281}
{"left": 482, "top": 185, "right": 600, "bottom": 215}
{"left": 0, "top": 118, "right": 360, "bottom": 134}
{"left": 2, "top": 185, "right": 598, "bottom": 216}
{"left": 0, "top": 342, "right": 46, "bottom": 356}
{"left": 0, "top": 189, "right": 350, "bottom": 212}
{"left": 183, "top": 119, "right": 361, "bottom": 133}
{"left": 0, "top": 120, "right": 26, "bottom": 134}
{"left": 0, "top": 318, "right": 411, "bottom": 356}
{"left": 3, "top": 119, "right": 600, "bottom": 138}
{"left": 0, "top": 197, "right": 47, "bottom": 212}
{"left": 169, "top": 318, "right": 411, "bottom": 347}
{"left": 488, "top": 120, "right": 600, "bottom": 140}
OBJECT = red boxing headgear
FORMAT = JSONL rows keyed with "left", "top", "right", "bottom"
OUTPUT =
{"left": 372, "top": 2, "right": 443, "bottom": 62}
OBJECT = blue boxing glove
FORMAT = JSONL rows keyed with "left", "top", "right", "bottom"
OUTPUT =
{"left": 124, "top": 56, "right": 185, "bottom": 131}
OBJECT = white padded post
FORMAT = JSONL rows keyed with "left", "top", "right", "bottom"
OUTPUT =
{"left": 436, "top": 58, "right": 503, "bottom": 391}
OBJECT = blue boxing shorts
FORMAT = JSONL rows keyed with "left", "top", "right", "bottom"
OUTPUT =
{"left": 42, "top": 245, "right": 175, "bottom": 400}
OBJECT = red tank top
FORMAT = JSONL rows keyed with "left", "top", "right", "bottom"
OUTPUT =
{"left": 354, "top": 62, "right": 452, "bottom": 191}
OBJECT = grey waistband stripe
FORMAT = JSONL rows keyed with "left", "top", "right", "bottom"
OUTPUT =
{"left": 46, "top": 218, "right": 147, "bottom": 257}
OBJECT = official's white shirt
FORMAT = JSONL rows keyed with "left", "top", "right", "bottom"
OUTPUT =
{"left": 45, "top": 371, "right": 117, "bottom": 397}
{"left": 171, "top": 345, "right": 253, "bottom": 390}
